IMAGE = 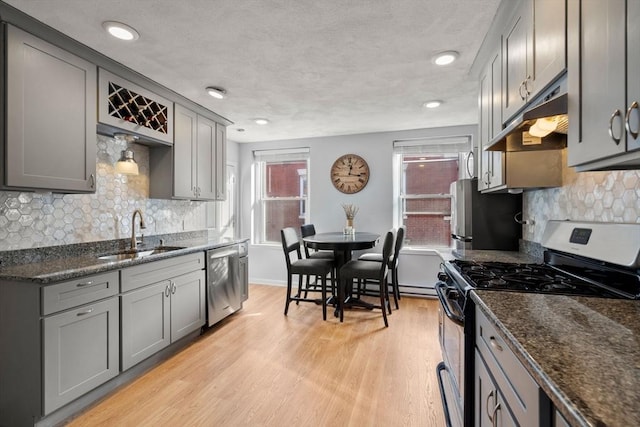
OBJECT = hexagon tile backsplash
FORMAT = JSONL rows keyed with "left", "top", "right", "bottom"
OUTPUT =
{"left": 523, "top": 165, "right": 640, "bottom": 243}
{"left": 0, "top": 135, "right": 215, "bottom": 251}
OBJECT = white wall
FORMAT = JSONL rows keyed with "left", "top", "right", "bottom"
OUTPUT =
{"left": 233, "top": 124, "right": 477, "bottom": 293}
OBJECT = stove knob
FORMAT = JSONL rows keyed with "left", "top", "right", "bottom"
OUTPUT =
{"left": 437, "top": 272, "right": 449, "bottom": 282}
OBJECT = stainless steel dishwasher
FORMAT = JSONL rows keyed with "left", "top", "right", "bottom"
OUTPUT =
{"left": 206, "top": 244, "right": 241, "bottom": 326}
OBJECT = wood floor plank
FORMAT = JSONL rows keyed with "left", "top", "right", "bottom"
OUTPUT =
{"left": 65, "top": 284, "right": 445, "bottom": 426}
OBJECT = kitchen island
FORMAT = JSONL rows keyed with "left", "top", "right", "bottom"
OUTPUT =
{"left": 472, "top": 290, "right": 640, "bottom": 427}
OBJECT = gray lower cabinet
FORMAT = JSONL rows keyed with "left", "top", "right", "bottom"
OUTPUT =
{"left": 475, "top": 349, "right": 517, "bottom": 427}
{"left": 3, "top": 23, "right": 97, "bottom": 193}
{"left": 43, "top": 296, "right": 119, "bottom": 414}
{"left": 475, "top": 306, "right": 540, "bottom": 426}
{"left": 120, "top": 253, "right": 206, "bottom": 371}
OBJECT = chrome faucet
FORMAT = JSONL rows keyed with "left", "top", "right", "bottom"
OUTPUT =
{"left": 131, "top": 209, "right": 146, "bottom": 250}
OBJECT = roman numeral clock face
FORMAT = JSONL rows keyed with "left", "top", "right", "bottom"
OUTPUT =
{"left": 330, "top": 154, "right": 370, "bottom": 194}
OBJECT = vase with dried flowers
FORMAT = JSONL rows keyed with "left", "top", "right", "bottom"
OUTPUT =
{"left": 342, "top": 204, "right": 359, "bottom": 234}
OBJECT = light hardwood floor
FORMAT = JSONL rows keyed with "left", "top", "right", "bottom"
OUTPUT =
{"left": 66, "top": 284, "right": 445, "bottom": 426}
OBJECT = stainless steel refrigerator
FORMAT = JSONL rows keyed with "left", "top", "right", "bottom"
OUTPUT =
{"left": 450, "top": 178, "right": 521, "bottom": 250}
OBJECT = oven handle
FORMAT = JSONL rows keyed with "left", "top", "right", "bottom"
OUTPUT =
{"left": 435, "top": 282, "right": 465, "bottom": 327}
{"left": 436, "top": 362, "right": 454, "bottom": 427}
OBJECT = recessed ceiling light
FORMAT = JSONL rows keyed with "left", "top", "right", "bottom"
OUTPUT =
{"left": 424, "top": 100, "right": 443, "bottom": 109}
{"left": 254, "top": 118, "right": 270, "bottom": 125}
{"left": 432, "top": 51, "right": 459, "bottom": 66}
{"left": 236, "top": 128, "right": 245, "bottom": 132}
{"left": 206, "top": 86, "right": 227, "bottom": 99}
{"left": 102, "top": 21, "right": 139, "bottom": 41}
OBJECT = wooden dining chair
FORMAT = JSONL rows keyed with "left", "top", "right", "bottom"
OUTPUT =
{"left": 358, "top": 225, "right": 405, "bottom": 309}
{"left": 338, "top": 230, "right": 394, "bottom": 327}
{"left": 300, "top": 224, "right": 336, "bottom": 296}
{"left": 281, "top": 227, "right": 335, "bottom": 320}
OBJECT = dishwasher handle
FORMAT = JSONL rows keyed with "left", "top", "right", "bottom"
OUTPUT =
{"left": 208, "top": 246, "right": 238, "bottom": 260}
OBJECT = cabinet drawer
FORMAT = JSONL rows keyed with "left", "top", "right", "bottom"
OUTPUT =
{"left": 476, "top": 306, "right": 539, "bottom": 426}
{"left": 120, "top": 252, "right": 205, "bottom": 293}
{"left": 42, "top": 271, "right": 119, "bottom": 315}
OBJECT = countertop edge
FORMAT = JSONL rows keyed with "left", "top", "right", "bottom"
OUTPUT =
{"left": 0, "top": 238, "right": 248, "bottom": 284}
{"left": 470, "top": 291, "right": 591, "bottom": 427}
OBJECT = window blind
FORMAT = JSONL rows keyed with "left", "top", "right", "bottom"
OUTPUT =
{"left": 253, "top": 147, "right": 310, "bottom": 162}
{"left": 393, "top": 135, "right": 472, "bottom": 154}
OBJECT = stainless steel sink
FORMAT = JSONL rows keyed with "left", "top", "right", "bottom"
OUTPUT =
{"left": 97, "top": 246, "right": 185, "bottom": 261}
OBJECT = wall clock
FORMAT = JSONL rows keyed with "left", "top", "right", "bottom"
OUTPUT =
{"left": 330, "top": 154, "right": 370, "bottom": 194}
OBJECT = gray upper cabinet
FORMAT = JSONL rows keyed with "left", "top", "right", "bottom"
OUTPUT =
{"left": 503, "top": 3, "right": 532, "bottom": 122}
{"left": 568, "top": 0, "right": 640, "bottom": 170}
{"left": 150, "top": 104, "right": 226, "bottom": 201}
{"left": 3, "top": 23, "right": 97, "bottom": 193}
{"left": 502, "top": 0, "right": 566, "bottom": 124}
{"left": 478, "top": 47, "right": 505, "bottom": 192}
{"left": 98, "top": 68, "right": 174, "bottom": 145}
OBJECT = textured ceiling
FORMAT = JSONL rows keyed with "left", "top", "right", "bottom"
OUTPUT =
{"left": 4, "top": 0, "right": 501, "bottom": 143}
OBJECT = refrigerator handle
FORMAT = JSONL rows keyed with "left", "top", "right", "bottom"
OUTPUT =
{"left": 451, "top": 234, "right": 472, "bottom": 243}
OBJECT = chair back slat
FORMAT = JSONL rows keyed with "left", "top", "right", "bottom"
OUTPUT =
{"left": 391, "top": 225, "right": 405, "bottom": 267}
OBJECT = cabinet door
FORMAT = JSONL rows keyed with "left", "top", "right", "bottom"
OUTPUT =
{"left": 121, "top": 281, "right": 171, "bottom": 371}
{"left": 503, "top": 2, "right": 532, "bottom": 122}
{"left": 568, "top": 0, "right": 626, "bottom": 166}
{"left": 196, "top": 115, "right": 217, "bottom": 200}
{"left": 240, "top": 256, "right": 249, "bottom": 302}
{"left": 170, "top": 270, "right": 206, "bottom": 342}
{"left": 173, "top": 104, "right": 198, "bottom": 198}
{"left": 478, "top": 70, "right": 491, "bottom": 192}
{"left": 475, "top": 352, "right": 518, "bottom": 427}
{"left": 531, "top": 0, "right": 566, "bottom": 97}
{"left": 43, "top": 297, "right": 119, "bottom": 414}
{"left": 627, "top": 0, "right": 640, "bottom": 152}
{"left": 5, "top": 24, "right": 96, "bottom": 193}
{"left": 215, "top": 123, "right": 227, "bottom": 200}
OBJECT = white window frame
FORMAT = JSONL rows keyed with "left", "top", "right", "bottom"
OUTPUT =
{"left": 392, "top": 135, "right": 472, "bottom": 248}
{"left": 252, "top": 148, "right": 310, "bottom": 244}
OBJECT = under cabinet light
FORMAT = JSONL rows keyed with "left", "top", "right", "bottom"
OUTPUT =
{"left": 102, "top": 21, "right": 140, "bottom": 41}
{"left": 114, "top": 134, "right": 139, "bottom": 175}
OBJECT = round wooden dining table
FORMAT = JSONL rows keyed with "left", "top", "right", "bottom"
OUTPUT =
{"left": 302, "top": 231, "right": 380, "bottom": 268}
{"left": 303, "top": 232, "right": 380, "bottom": 315}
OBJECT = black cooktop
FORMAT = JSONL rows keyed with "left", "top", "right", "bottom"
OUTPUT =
{"left": 450, "top": 260, "right": 633, "bottom": 298}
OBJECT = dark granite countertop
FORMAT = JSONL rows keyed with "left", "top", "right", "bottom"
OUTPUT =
{"left": 438, "top": 248, "right": 541, "bottom": 264}
{"left": 0, "top": 233, "right": 248, "bottom": 284}
{"left": 472, "top": 290, "right": 640, "bottom": 427}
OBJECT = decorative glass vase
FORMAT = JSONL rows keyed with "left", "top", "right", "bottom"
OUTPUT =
{"left": 344, "top": 218, "right": 355, "bottom": 235}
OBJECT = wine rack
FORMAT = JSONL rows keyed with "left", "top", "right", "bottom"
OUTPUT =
{"left": 98, "top": 69, "right": 173, "bottom": 145}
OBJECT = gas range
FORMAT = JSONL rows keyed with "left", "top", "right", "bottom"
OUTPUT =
{"left": 435, "top": 220, "right": 640, "bottom": 427}
{"left": 448, "top": 259, "right": 639, "bottom": 299}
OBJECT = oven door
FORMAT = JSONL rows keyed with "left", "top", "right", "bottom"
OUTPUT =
{"left": 436, "top": 280, "right": 465, "bottom": 427}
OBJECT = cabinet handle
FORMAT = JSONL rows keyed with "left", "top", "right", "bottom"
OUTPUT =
{"left": 484, "top": 171, "right": 490, "bottom": 187}
{"left": 492, "top": 402, "right": 501, "bottom": 427}
{"left": 89, "top": 174, "right": 96, "bottom": 189}
{"left": 165, "top": 285, "right": 171, "bottom": 297}
{"left": 76, "top": 281, "right": 93, "bottom": 287}
{"left": 489, "top": 336, "right": 503, "bottom": 352}
{"left": 518, "top": 81, "right": 527, "bottom": 101}
{"left": 466, "top": 150, "right": 474, "bottom": 177}
{"left": 625, "top": 101, "right": 639, "bottom": 140}
{"left": 171, "top": 281, "right": 177, "bottom": 294}
{"left": 77, "top": 308, "right": 93, "bottom": 316}
{"left": 608, "top": 109, "right": 623, "bottom": 145}
{"left": 524, "top": 75, "right": 532, "bottom": 96}
{"left": 486, "top": 390, "right": 495, "bottom": 423}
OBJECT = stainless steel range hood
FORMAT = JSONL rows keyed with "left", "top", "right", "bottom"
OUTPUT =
{"left": 485, "top": 75, "right": 568, "bottom": 152}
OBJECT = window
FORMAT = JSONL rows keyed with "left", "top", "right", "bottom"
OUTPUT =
{"left": 253, "top": 148, "right": 310, "bottom": 243}
{"left": 393, "top": 136, "right": 472, "bottom": 247}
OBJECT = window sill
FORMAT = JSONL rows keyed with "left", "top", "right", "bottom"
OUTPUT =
{"left": 400, "top": 247, "right": 452, "bottom": 256}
